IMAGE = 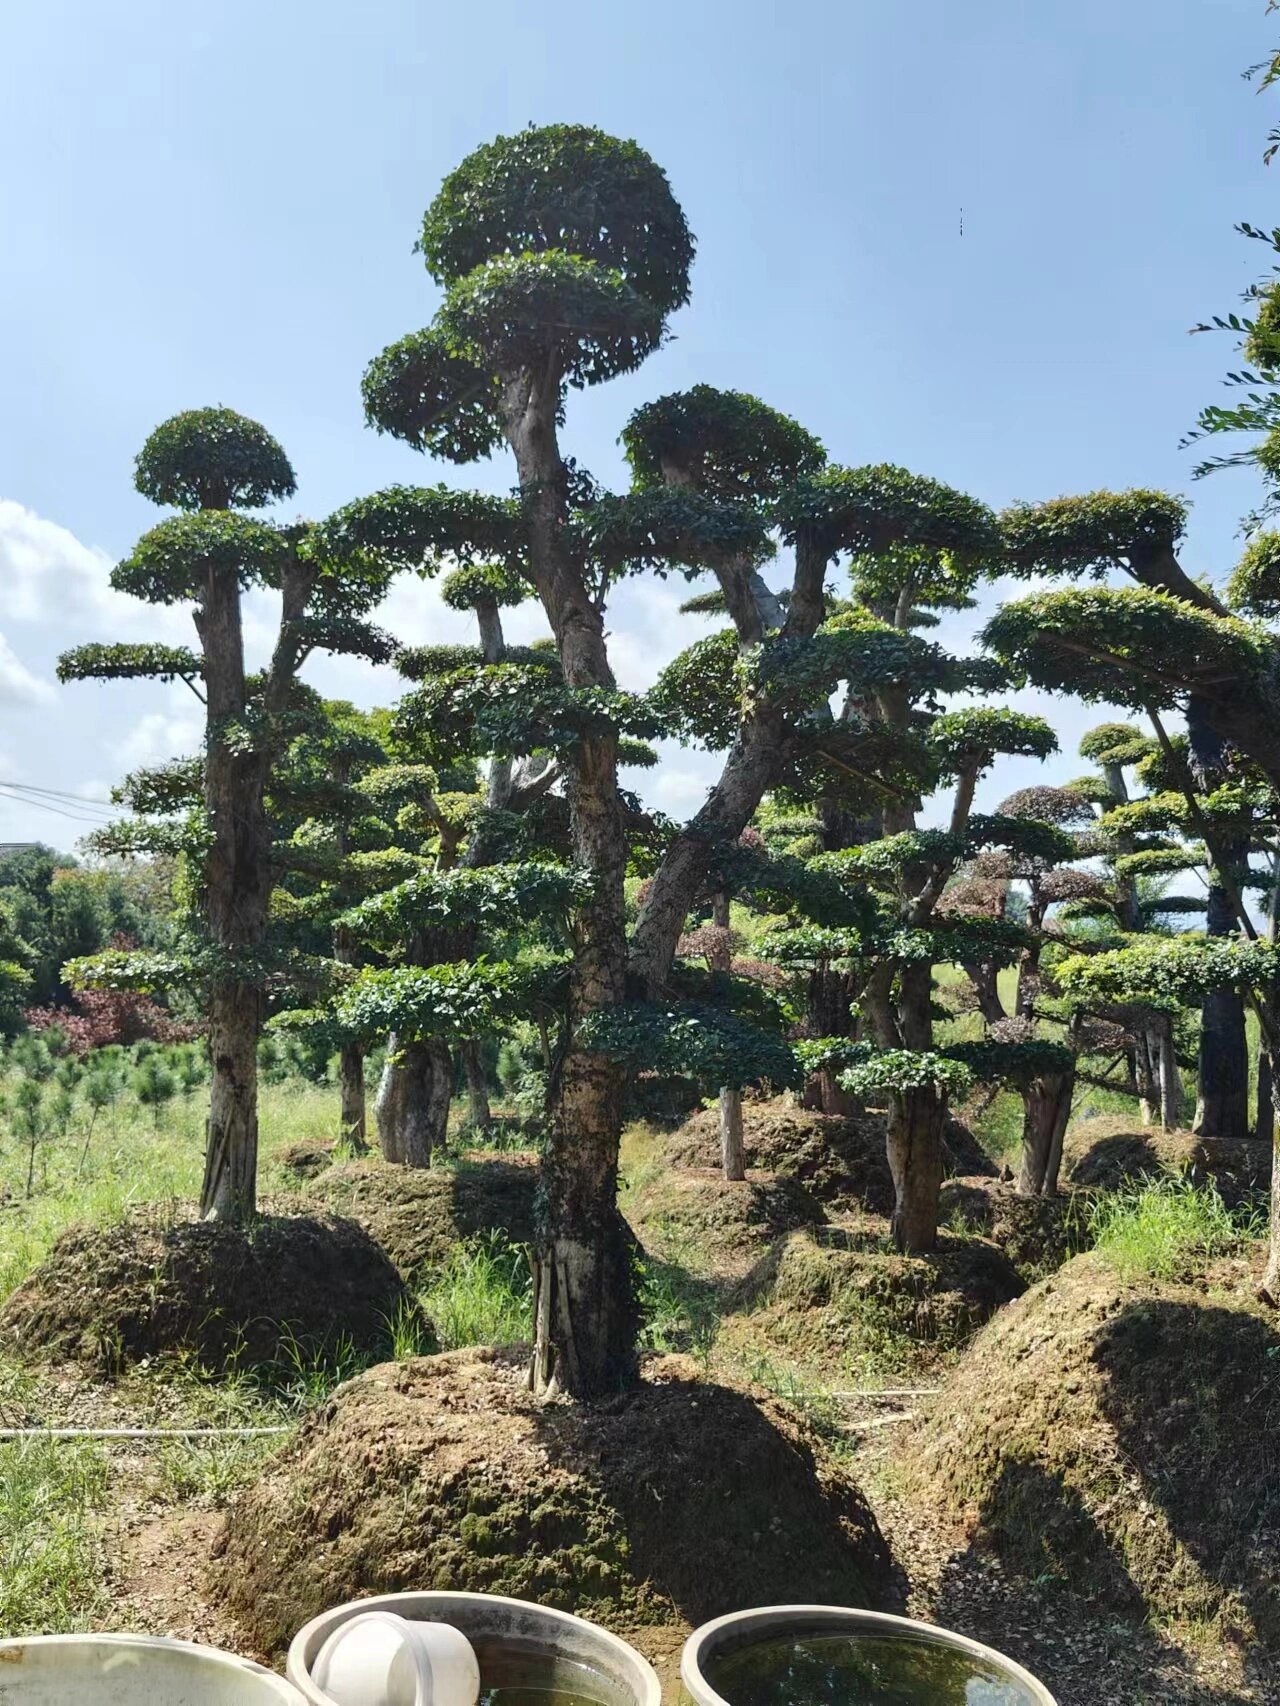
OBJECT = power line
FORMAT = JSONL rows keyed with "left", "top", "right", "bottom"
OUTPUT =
{"left": 0, "top": 780, "right": 120, "bottom": 808}
{"left": 0, "top": 787, "right": 116, "bottom": 826}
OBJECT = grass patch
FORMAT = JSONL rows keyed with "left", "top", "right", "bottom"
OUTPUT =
{"left": 153, "top": 1432, "right": 281, "bottom": 1508}
{"left": 420, "top": 1234, "right": 532, "bottom": 1350}
{"left": 1089, "top": 1176, "right": 1261, "bottom": 1279}
{"left": 637, "top": 1248, "right": 725, "bottom": 1363}
{"left": 0, "top": 1079, "right": 341, "bottom": 1300}
{"left": 0, "top": 1436, "right": 108, "bottom": 1633}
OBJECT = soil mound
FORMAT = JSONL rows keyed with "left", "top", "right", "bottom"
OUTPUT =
{"left": 275, "top": 1139, "right": 335, "bottom": 1182}
{"left": 731, "top": 1227, "right": 1024, "bottom": 1380}
{"left": 627, "top": 1167, "right": 825, "bottom": 1274}
{"left": 667, "top": 1101, "right": 996, "bottom": 1211}
{"left": 214, "top": 1347, "right": 895, "bottom": 1652}
{"left": 668, "top": 1102, "right": 896, "bottom": 1211}
{"left": 0, "top": 1211, "right": 406, "bottom": 1373}
{"left": 903, "top": 1249, "right": 1280, "bottom": 1643}
{"left": 305, "top": 1156, "right": 539, "bottom": 1279}
{"left": 1064, "top": 1116, "right": 1270, "bottom": 1208}
{"left": 938, "top": 1176, "right": 1089, "bottom": 1280}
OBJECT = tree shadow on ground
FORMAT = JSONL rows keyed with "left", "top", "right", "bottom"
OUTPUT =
{"left": 1095, "top": 1299, "right": 1280, "bottom": 1665}
{"left": 529, "top": 1370, "right": 909, "bottom": 1625}
{"left": 930, "top": 1459, "right": 1263, "bottom": 1705}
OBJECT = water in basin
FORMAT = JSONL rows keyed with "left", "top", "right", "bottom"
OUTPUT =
{"left": 478, "top": 1643, "right": 628, "bottom": 1706}
{"left": 703, "top": 1630, "right": 1038, "bottom": 1706}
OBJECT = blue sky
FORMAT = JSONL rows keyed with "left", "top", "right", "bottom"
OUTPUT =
{"left": 0, "top": 0, "right": 1273, "bottom": 845}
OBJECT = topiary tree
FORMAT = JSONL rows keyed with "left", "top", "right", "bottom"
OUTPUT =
{"left": 986, "top": 491, "right": 1280, "bottom": 1279}
{"left": 58, "top": 409, "right": 398, "bottom": 1219}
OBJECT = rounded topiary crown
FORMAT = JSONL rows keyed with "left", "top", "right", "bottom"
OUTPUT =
{"left": 418, "top": 124, "right": 694, "bottom": 315}
{"left": 440, "top": 560, "right": 531, "bottom": 611}
{"left": 134, "top": 408, "right": 296, "bottom": 511}
{"left": 622, "top": 386, "right": 825, "bottom": 500}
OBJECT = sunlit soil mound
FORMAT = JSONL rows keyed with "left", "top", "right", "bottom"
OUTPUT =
{"left": 305, "top": 1155, "right": 539, "bottom": 1280}
{"left": 1064, "top": 1115, "right": 1270, "bottom": 1208}
{"left": 213, "top": 1346, "right": 895, "bottom": 1652}
{"left": 724, "top": 1223, "right": 1024, "bottom": 1383}
{"left": 667, "top": 1099, "right": 995, "bottom": 1214}
{"left": 938, "top": 1176, "right": 1091, "bottom": 1281}
{"left": 627, "top": 1166, "right": 825, "bottom": 1276}
{"left": 274, "top": 1138, "right": 335, "bottom": 1182}
{"left": 902, "top": 1247, "right": 1280, "bottom": 1644}
{"left": 0, "top": 1210, "right": 406, "bottom": 1374}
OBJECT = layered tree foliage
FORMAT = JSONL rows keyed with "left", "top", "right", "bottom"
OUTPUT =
{"left": 58, "top": 409, "right": 401, "bottom": 1219}
{"left": 986, "top": 495, "right": 1280, "bottom": 1289}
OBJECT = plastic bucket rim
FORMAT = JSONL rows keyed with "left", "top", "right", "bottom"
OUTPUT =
{"left": 287, "top": 1590, "right": 661, "bottom": 1706}
{"left": 679, "top": 1603, "right": 1058, "bottom": 1706}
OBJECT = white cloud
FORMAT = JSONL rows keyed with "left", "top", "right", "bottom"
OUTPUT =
{"left": 116, "top": 695, "right": 204, "bottom": 771}
{"left": 0, "top": 630, "right": 54, "bottom": 707}
{"left": 0, "top": 499, "right": 189, "bottom": 641}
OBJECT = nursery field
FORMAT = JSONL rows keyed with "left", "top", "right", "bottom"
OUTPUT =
{"left": 0, "top": 1069, "right": 1274, "bottom": 1706}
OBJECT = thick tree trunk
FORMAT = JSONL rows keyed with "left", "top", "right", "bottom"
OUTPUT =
{"left": 201, "top": 980, "right": 261, "bottom": 1219}
{"left": 1133, "top": 1026, "right": 1161, "bottom": 1127}
{"left": 887, "top": 1084, "right": 945, "bottom": 1252}
{"left": 1188, "top": 698, "right": 1250, "bottom": 1137}
{"left": 461, "top": 1038, "right": 492, "bottom": 1132}
{"left": 1257, "top": 1047, "right": 1275, "bottom": 1145}
{"left": 1157, "top": 1016, "right": 1183, "bottom": 1129}
{"left": 196, "top": 553, "right": 272, "bottom": 1222}
{"left": 375, "top": 1038, "right": 451, "bottom": 1167}
{"left": 503, "top": 365, "right": 635, "bottom": 1399}
{"left": 1194, "top": 962, "right": 1249, "bottom": 1136}
{"left": 1261, "top": 1005, "right": 1280, "bottom": 1302}
{"left": 1017, "top": 1070, "right": 1074, "bottom": 1197}
{"left": 339, "top": 1043, "right": 367, "bottom": 1154}
{"left": 720, "top": 1086, "right": 746, "bottom": 1181}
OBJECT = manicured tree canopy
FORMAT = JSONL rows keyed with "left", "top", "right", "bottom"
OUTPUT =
{"left": 58, "top": 408, "right": 402, "bottom": 1220}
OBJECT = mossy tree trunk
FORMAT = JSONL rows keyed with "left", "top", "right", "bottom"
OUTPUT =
{"left": 502, "top": 364, "right": 636, "bottom": 1399}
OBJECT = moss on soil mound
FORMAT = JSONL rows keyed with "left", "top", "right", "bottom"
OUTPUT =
{"left": 304, "top": 1156, "right": 538, "bottom": 1279}
{"left": 0, "top": 1211, "right": 406, "bottom": 1373}
{"left": 939, "top": 1176, "right": 1090, "bottom": 1280}
{"left": 903, "top": 1248, "right": 1280, "bottom": 1643}
{"left": 627, "top": 1167, "right": 825, "bottom": 1275}
{"left": 667, "top": 1100, "right": 995, "bottom": 1213}
{"left": 729, "top": 1226, "right": 1024, "bottom": 1380}
{"left": 215, "top": 1348, "right": 894, "bottom": 1652}
{"left": 1064, "top": 1116, "right": 1270, "bottom": 1209}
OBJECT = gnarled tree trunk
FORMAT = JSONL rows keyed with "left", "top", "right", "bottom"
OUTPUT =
{"left": 375, "top": 1037, "right": 451, "bottom": 1167}
{"left": 1017, "top": 1068, "right": 1074, "bottom": 1197}
{"left": 503, "top": 365, "right": 636, "bottom": 1399}
{"left": 339, "top": 1042, "right": 367, "bottom": 1154}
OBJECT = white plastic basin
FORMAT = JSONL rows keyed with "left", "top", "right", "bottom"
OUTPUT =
{"left": 681, "top": 1605, "right": 1058, "bottom": 1706}
{"left": 0, "top": 1634, "right": 304, "bottom": 1703}
{"left": 288, "top": 1591, "right": 661, "bottom": 1706}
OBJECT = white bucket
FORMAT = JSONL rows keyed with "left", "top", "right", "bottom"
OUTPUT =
{"left": 0, "top": 1634, "right": 305, "bottom": 1703}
